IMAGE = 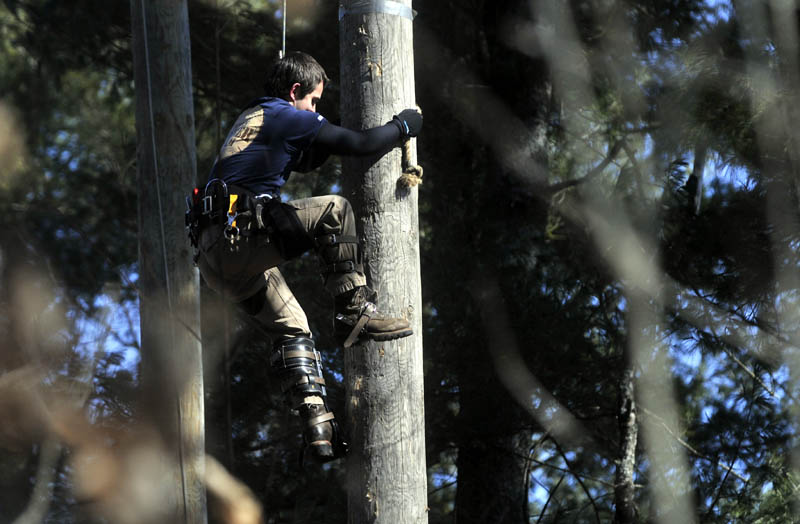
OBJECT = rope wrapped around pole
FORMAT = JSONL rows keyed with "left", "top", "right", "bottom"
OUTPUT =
{"left": 399, "top": 138, "right": 423, "bottom": 187}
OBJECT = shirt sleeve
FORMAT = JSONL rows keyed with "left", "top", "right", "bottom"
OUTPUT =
{"left": 283, "top": 109, "right": 327, "bottom": 152}
{"left": 313, "top": 121, "right": 401, "bottom": 156}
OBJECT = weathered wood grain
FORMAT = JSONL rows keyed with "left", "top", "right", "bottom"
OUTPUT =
{"left": 131, "top": 0, "right": 206, "bottom": 522}
{"left": 340, "top": 1, "right": 428, "bottom": 523}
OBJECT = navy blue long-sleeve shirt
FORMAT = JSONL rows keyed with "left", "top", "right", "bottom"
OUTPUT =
{"left": 215, "top": 97, "right": 401, "bottom": 196}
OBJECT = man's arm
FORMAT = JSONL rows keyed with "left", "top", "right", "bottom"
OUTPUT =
{"left": 295, "top": 122, "right": 394, "bottom": 173}
{"left": 295, "top": 109, "right": 423, "bottom": 172}
{"left": 314, "top": 121, "right": 400, "bottom": 156}
{"left": 316, "top": 108, "right": 422, "bottom": 155}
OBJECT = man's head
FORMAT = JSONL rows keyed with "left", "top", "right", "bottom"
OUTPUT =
{"left": 264, "top": 51, "right": 329, "bottom": 112}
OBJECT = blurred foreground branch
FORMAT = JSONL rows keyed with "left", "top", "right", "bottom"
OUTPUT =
{"left": 0, "top": 362, "right": 263, "bottom": 524}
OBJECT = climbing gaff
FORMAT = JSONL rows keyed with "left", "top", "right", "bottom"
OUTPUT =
{"left": 270, "top": 336, "right": 349, "bottom": 462}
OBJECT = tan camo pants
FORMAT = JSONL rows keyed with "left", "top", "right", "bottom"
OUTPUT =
{"left": 196, "top": 194, "right": 366, "bottom": 339}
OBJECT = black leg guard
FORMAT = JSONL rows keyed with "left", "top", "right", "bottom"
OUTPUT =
{"left": 270, "top": 337, "right": 348, "bottom": 463}
{"left": 316, "top": 233, "right": 363, "bottom": 283}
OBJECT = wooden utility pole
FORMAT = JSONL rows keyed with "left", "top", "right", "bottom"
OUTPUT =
{"left": 131, "top": 0, "right": 206, "bottom": 522}
{"left": 339, "top": 1, "right": 428, "bottom": 522}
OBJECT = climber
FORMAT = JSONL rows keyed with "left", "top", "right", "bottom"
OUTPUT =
{"left": 186, "top": 51, "right": 422, "bottom": 463}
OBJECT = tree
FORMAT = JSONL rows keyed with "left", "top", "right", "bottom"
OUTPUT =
{"left": 130, "top": 0, "right": 205, "bottom": 521}
{"left": 339, "top": 0, "right": 428, "bottom": 521}
{"left": 5, "top": 0, "right": 800, "bottom": 521}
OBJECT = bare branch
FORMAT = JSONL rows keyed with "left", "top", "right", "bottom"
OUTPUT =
{"left": 547, "top": 140, "right": 625, "bottom": 193}
{"left": 555, "top": 441, "right": 603, "bottom": 524}
{"left": 536, "top": 474, "right": 565, "bottom": 524}
{"left": 528, "top": 457, "right": 622, "bottom": 489}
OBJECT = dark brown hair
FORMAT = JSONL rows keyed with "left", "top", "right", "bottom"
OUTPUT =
{"left": 263, "top": 51, "right": 329, "bottom": 99}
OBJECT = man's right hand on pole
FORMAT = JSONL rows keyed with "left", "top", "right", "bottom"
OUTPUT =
{"left": 391, "top": 108, "right": 423, "bottom": 138}
{"left": 313, "top": 106, "right": 423, "bottom": 157}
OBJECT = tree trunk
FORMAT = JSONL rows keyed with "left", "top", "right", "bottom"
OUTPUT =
{"left": 130, "top": 1, "right": 206, "bottom": 521}
{"left": 339, "top": 1, "right": 428, "bottom": 522}
{"left": 689, "top": 144, "right": 707, "bottom": 215}
{"left": 613, "top": 363, "right": 638, "bottom": 524}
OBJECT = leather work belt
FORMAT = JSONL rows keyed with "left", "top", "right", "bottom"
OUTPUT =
{"left": 185, "top": 178, "right": 276, "bottom": 247}
{"left": 185, "top": 178, "right": 314, "bottom": 259}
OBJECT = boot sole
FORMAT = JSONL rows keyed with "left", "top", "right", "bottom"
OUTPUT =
{"left": 364, "top": 328, "right": 414, "bottom": 342}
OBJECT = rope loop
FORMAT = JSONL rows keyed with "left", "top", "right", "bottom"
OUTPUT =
{"left": 399, "top": 138, "right": 423, "bottom": 188}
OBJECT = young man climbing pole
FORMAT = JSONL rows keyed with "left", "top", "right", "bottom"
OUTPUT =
{"left": 187, "top": 51, "right": 422, "bottom": 463}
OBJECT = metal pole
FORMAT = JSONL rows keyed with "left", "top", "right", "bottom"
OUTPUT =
{"left": 280, "top": 0, "right": 287, "bottom": 58}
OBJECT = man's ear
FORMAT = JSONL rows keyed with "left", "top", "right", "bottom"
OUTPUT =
{"left": 288, "top": 82, "right": 302, "bottom": 102}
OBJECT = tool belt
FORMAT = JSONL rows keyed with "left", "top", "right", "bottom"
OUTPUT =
{"left": 185, "top": 178, "right": 315, "bottom": 259}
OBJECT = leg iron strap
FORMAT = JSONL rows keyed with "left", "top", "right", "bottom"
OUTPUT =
{"left": 333, "top": 286, "right": 413, "bottom": 347}
{"left": 336, "top": 302, "right": 377, "bottom": 348}
{"left": 316, "top": 234, "right": 363, "bottom": 276}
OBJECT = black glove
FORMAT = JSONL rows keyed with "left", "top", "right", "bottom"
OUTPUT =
{"left": 391, "top": 108, "right": 423, "bottom": 138}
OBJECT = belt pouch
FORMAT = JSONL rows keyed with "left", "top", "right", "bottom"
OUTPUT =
{"left": 263, "top": 199, "right": 315, "bottom": 259}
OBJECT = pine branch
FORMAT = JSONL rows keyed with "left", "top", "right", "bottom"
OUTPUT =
{"left": 523, "top": 433, "right": 551, "bottom": 523}
{"left": 668, "top": 285, "right": 793, "bottom": 401}
{"left": 639, "top": 406, "right": 749, "bottom": 483}
{"left": 547, "top": 139, "right": 625, "bottom": 193}
{"left": 712, "top": 328, "right": 778, "bottom": 398}
{"left": 677, "top": 286, "right": 783, "bottom": 399}
{"left": 704, "top": 403, "right": 751, "bottom": 518}
{"left": 621, "top": 141, "right": 648, "bottom": 203}
{"left": 527, "top": 458, "right": 622, "bottom": 489}
{"left": 536, "top": 474, "right": 565, "bottom": 524}
{"left": 555, "top": 441, "right": 603, "bottom": 524}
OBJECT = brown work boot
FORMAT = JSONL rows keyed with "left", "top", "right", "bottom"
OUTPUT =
{"left": 334, "top": 286, "right": 413, "bottom": 347}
